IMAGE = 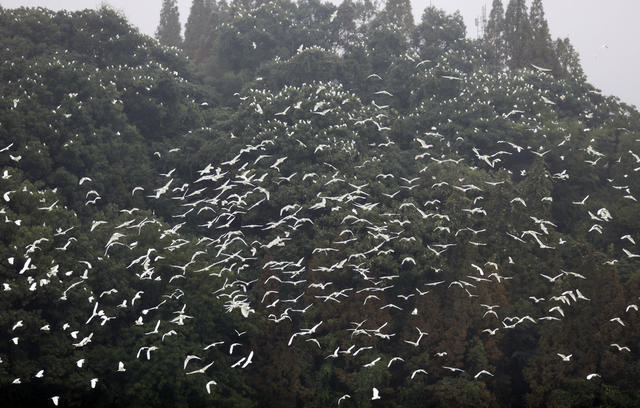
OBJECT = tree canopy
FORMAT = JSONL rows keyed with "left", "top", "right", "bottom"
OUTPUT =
{"left": 2, "top": 2, "right": 640, "bottom": 407}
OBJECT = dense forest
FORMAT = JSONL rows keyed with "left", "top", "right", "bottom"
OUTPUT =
{"left": 1, "top": 0, "right": 640, "bottom": 407}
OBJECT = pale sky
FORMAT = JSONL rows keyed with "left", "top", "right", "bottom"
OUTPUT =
{"left": 1, "top": 0, "right": 638, "bottom": 108}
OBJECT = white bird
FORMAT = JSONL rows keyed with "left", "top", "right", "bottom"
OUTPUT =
{"left": 184, "top": 355, "right": 201, "bottom": 370}
{"left": 586, "top": 373, "right": 600, "bottom": 380}
{"left": 162, "top": 330, "right": 177, "bottom": 341}
{"left": 206, "top": 380, "right": 217, "bottom": 394}
{"left": 572, "top": 195, "right": 589, "bottom": 205}
{"left": 229, "top": 343, "right": 242, "bottom": 355}
{"left": 186, "top": 361, "right": 214, "bottom": 375}
{"left": 241, "top": 351, "right": 254, "bottom": 368}
{"left": 51, "top": 396, "right": 60, "bottom": 406}
{"left": 557, "top": 353, "right": 572, "bottom": 362}
{"left": 159, "top": 168, "right": 176, "bottom": 178}
{"left": 270, "top": 157, "right": 287, "bottom": 172}
{"left": 37, "top": 200, "right": 59, "bottom": 211}
{"left": 306, "top": 338, "right": 321, "bottom": 348}
{"left": 90, "top": 378, "right": 98, "bottom": 389}
{"left": 549, "top": 306, "right": 565, "bottom": 318}
{"left": 230, "top": 357, "right": 246, "bottom": 368}
{"left": 471, "top": 263, "right": 484, "bottom": 276}
{"left": 275, "top": 106, "right": 290, "bottom": 116}
{"left": 337, "top": 394, "right": 351, "bottom": 405}
{"left": 76, "top": 359, "right": 85, "bottom": 368}
{"left": 541, "top": 95, "right": 555, "bottom": 105}
{"left": 387, "top": 357, "right": 404, "bottom": 367}
{"left": 415, "top": 137, "right": 432, "bottom": 149}
{"left": 371, "top": 387, "right": 381, "bottom": 400}
{"left": 203, "top": 341, "right": 225, "bottom": 350}
{"left": 411, "top": 369, "right": 428, "bottom": 379}
{"left": 401, "top": 257, "right": 416, "bottom": 266}
{"left": 474, "top": 370, "right": 494, "bottom": 379}
{"left": 3, "top": 190, "right": 15, "bottom": 202}
{"left": 621, "top": 235, "right": 636, "bottom": 245}
{"left": 610, "top": 343, "right": 631, "bottom": 352}
{"left": 117, "top": 361, "right": 126, "bottom": 372}
{"left": 623, "top": 248, "right": 640, "bottom": 259}
{"left": 363, "top": 357, "right": 381, "bottom": 368}
{"left": 144, "top": 320, "right": 161, "bottom": 335}
{"left": 325, "top": 347, "right": 340, "bottom": 359}
{"left": 530, "top": 63, "right": 552, "bottom": 72}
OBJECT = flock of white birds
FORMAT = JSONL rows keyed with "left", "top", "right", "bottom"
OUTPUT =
{"left": 1, "top": 6, "right": 640, "bottom": 408}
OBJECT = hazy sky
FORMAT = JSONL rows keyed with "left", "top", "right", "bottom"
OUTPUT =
{"left": 1, "top": 0, "right": 638, "bottom": 107}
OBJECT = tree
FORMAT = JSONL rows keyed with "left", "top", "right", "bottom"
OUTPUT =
{"left": 484, "top": 0, "right": 506, "bottom": 69}
{"left": 156, "top": 0, "right": 182, "bottom": 47}
{"left": 379, "top": 0, "right": 414, "bottom": 38}
{"left": 554, "top": 37, "right": 584, "bottom": 80}
{"left": 414, "top": 7, "right": 466, "bottom": 60}
{"left": 184, "top": 0, "right": 211, "bottom": 57}
{"left": 351, "top": 0, "right": 379, "bottom": 28}
{"left": 503, "top": 0, "right": 531, "bottom": 69}
{"left": 366, "top": 0, "right": 413, "bottom": 72}
{"left": 528, "top": 0, "right": 555, "bottom": 69}
{"left": 485, "top": 0, "right": 505, "bottom": 44}
{"left": 334, "top": 0, "right": 358, "bottom": 46}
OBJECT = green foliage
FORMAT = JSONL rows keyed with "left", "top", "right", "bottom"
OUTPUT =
{"left": 156, "top": 0, "right": 183, "bottom": 48}
{"left": 484, "top": 0, "right": 505, "bottom": 69}
{"left": 2, "top": 2, "right": 640, "bottom": 408}
{"left": 504, "top": 0, "right": 532, "bottom": 69}
{"left": 184, "top": 0, "right": 211, "bottom": 57}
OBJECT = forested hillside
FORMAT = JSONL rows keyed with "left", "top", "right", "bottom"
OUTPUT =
{"left": 1, "top": 1, "right": 640, "bottom": 407}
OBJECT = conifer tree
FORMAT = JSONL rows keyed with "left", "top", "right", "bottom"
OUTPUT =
{"left": 156, "top": 0, "right": 182, "bottom": 48}
{"left": 503, "top": 0, "right": 531, "bottom": 69}
{"left": 484, "top": 0, "right": 506, "bottom": 69}
{"left": 554, "top": 37, "right": 584, "bottom": 79}
{"left": 528, "top": 0, "right": 555, "bottom": 69}
{"left": 184, "top": 0, "right": 211, "bottom": 57}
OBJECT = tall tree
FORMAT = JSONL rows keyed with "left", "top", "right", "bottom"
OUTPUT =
{"left": 503, "top": 0, "right": 531, "bottom": 69}
{"left": 528, "top": 0, "right": 555, "bottom": 69}
{"left": 184, "top": 0, "right": 211, "bottom": 57}
{"left": 484, "top": 0, "right": 506, "bottom": 69}
{"left": 156, "top": 0, "right": 182, "bottom": 48}
{"left": 554, "top": 37, "right": 584, "bottom": 79}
